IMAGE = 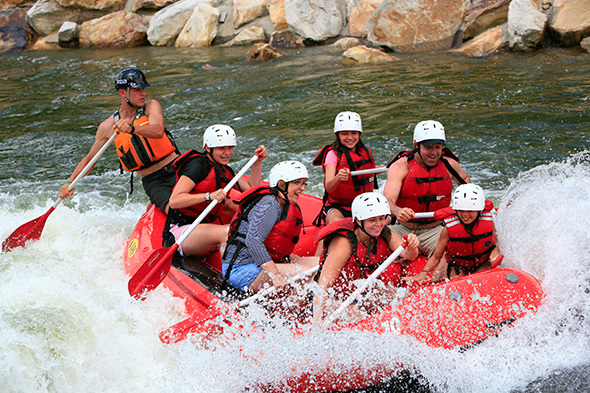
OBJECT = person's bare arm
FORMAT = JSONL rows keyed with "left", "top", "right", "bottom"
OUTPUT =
{"left": 383, "top": 158, "right": 413, "bottom": 223}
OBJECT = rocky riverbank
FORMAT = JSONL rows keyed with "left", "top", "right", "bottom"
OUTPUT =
{"left": 1, "top": 0, "right": 589, "bottom": 62}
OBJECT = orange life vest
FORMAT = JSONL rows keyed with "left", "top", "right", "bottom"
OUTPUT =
{"left": 114, "top": 107, "right": 177, "bottom": 172}
{"left": 313, "top": 145, "right": 376, "bottom": 209}
{"left": 388, "top": 149, "right": 461, "bottom": 224}
{"left": 228, "top": 186, "right": 303, "bottom": 262}
{"left": 444, "top": 203, "right": 496, "bottom": 268}
{"left": 171, "top": 150, "right": 236, "bottom": 225}
{"left": 316, "top": 218, "right": 401, "bottom": 295}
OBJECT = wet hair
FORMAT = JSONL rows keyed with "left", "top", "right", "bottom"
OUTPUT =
{"left": 331, "top": 132, "right": 366, "bottom": 155}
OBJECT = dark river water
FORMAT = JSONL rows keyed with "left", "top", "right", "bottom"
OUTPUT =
{"left": 0, "top": 45, "right": 589, "bottom": 393}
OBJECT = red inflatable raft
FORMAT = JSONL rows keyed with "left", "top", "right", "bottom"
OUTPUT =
{"left": 124, "top": 192, "right": 544, "bottom": 392}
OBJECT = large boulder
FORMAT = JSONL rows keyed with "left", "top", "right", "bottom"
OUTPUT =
{"left": 366, "top": 0, "right": 469, "bottom": 52}
{"left": 463, "top": 0, "right": 510, "bottom": 41}
{"left": 233, "top": 0, "right": 268, "bottom": 29}
{"left": 26, "top": 0, "right": 106, "bottom": 35}
{"left": 342, "top": 45, "right": 399, "bottom": 63}
{"left": 450, "top": 25, "right": 506, "bottom": 57}
{"left": 547, "top": 0, "right": 590, "bottom": 47}
{"left": 147, "top": 0, "right": 212, "bottom": 46}
{"left": 79, "top": 10, "right": 148, "bottom": 48}
{"left": 285, "top": 0, "right": 346, "bottom": 42}
{"left": 175, "top": 2, "right": 219, "bottom": 47}
{"left": 503, "top": 0, "right": 547, "bottom": 51}
{"left": 349, "top": 0, "right": 383, "bottom": 38}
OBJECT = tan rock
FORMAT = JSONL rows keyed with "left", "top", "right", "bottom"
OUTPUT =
{"left": 245, "top": 42, "right": 283, "bottom": 61}
{"left": 332, "top": 36, "right": 363, "bottom": 49}
{"left": 367, "top": 0, "right": 469, "bottom": 52}
{"left": 175, "top": 2, "right": 219, "bottom": 47}
{"left": 548, "top": 0, "right": 590, "bottom": 47}
{"left": 29, "top": 36, "right": 63, "bottom": 49}
{"left": 79, "top": 11, "right": 148, "bottom": 48}
{"left": 450, "top": 26, "right": 506, "bottom": 57}
{"left": 233, "top": 0, "right": 269, "bottom": 29}
{"left": 269, "top": 29, "right": 304, "bottom": 48}
{"left": 268, "top": 0, "right": 287, "bottom": 30}
{"left": 56, "top": 0, "right": 125, "bottom": 12}
{"left": 463, "top": 0, "right": 510, "bottom": 40}
{"left": 342, "top": 45, "right": 399, "bottom": 64}
{"left": 224, "top": 25, "right": 266, "bottom": 46}
{"left": 349, "top": 0, "right": 383, "bottom": 38}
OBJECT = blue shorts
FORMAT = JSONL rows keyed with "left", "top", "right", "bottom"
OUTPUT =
{"left": 222, "top": 262, "right": 262, "bottom": 291}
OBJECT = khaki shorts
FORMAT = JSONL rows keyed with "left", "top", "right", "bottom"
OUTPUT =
{"left": 389, "top": 223, "right": 444, "bottom": 257}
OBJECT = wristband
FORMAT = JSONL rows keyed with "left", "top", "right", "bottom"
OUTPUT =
{"left": 421, "top": 269, "right": 431, "bottom": 274}
{"left": 66, "top": 181, "right": 73, "bottom": 184}
{"left": 205, "top": 192, "right": 211, "bottom": 201}
{"left": 130, "top": 125, "right": 135, "bottom": 134}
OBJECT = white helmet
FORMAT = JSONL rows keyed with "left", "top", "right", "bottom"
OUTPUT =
{"left": 203, "top": 124, "right": 237, "bottom": 149}
{"left": 452, "top": 184, "right": 486, "bottom": 211}
{"left": 269, "top": 160, "right": 309, "bottom": 187}
{"left": 351, "top": 192, "right": 390, "bottom": 221}
{"left": 413, "top": 120, "right": 445, "bottom": 147}
{"left": 334, "top": 111, "right": 362, "bottom": 133}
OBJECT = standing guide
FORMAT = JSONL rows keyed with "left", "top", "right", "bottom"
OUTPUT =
{"left": 59, "top": 68, "right": 179, "bottom": 214}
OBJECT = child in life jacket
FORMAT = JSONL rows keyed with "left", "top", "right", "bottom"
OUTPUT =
{"left": 403, "top": 184, "right": 502, "bottom": 285}
{"left": 166, "top": 124, "right": 267, "bottom": 258}
{"left": 313, "top": 111, "right": 378, "bottom": 226}
{"left": 313, "top": 192, "right": 419, "bottom": 324}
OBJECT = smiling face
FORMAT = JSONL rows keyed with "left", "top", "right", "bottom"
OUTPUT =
{"left": 357, "top": 215, "right": 388, "bottom": 238}
{"left": 337, "top": 131, "right": 360, "bottom": 150}
{"left": 206, "top": 145, "right": 234, "bottom": 165}
{"left": 416, "top": 142, "right": 443, "bottom": 168}
{"left": 286, "top": 178, "right": 308, "bottom": 204}
{"left": 457, "top": 210, "right": 479, "bottom": 225}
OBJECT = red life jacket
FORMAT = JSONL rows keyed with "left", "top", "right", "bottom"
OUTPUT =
{"left": 316, "top": 218, "right": 401, "bottom": 295}
{"left": 228, "top": 186, "right": 303, "bottom": 262}
{"left": 389, "top": 149, "right": 459, "bottom": 224}
{"left": 114, "top": 107, "right": 177, "bottom": 172}
{"left": 171, "top": 150, "right": 236, "bottom": 225}
{"left": 444, "top": 202, "right": 496, "bottom": 268}
{"left": 313, "top": 145, "right": 376, "bottom": 209}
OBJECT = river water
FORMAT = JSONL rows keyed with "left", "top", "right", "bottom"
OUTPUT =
{"left": 1, "top": 46, "right": 589, "bottom": 392}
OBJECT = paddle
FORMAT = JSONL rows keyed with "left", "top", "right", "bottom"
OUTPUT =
{"left": 128, "top": 154, "right": 260, "bottom": 299}
{"left": 159, "top": 265, "right": 320, "bottom": 344}
{"left": 2, "top": 132, "right": 118, "bottom": 252}
{"left": 349, "top": 167, "right": 388, "bottom": 176}
{"left": 324, "top": 241, "right": 407, "bottom": 326}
